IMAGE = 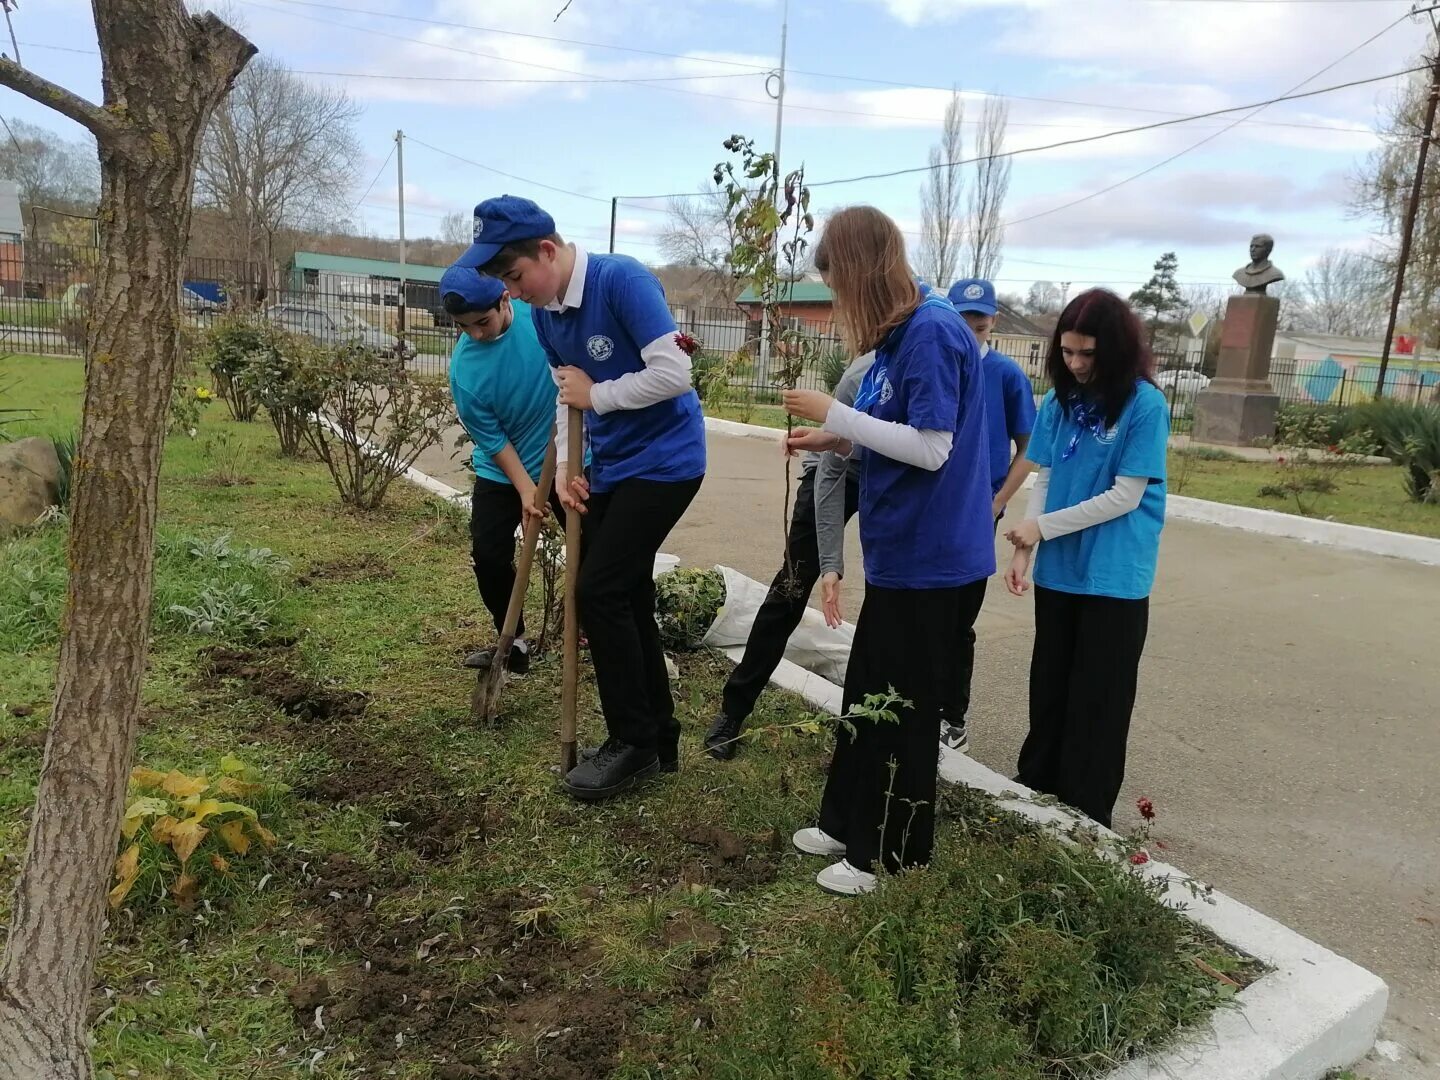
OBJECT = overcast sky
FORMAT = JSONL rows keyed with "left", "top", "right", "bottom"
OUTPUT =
{"left": 5, "top": 0, "right": 1429, "bottom": 296}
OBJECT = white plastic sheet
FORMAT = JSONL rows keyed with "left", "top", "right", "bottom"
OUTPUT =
{"left": 701, "top": 564, "right": 853, "bottom": 684}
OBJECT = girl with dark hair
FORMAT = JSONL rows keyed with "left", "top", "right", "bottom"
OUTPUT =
{"left": 1003, "top": 288, "right": 1169, "bottom": 828}
{"left": 781, "top": 206, "right": 993, "bottom": 894}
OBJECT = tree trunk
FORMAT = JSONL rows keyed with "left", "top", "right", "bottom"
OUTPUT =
{"left": 0, "top": 5, "right": 253, "bottom": 1077}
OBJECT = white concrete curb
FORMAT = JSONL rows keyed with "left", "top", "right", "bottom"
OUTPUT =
{"left": 739, "top": 588, "right": 1388, "bottom": 1080}
{"left": 704, "top": 414, "right": 1440, "bottom": 567}
{"left": 1166, "top": 493, "right": 1440, "bottom": 567}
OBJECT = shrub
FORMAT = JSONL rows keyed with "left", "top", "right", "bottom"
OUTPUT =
{"left": 237, "top": 332, "right": 325, "bottom": 457}
{"left": 819, "top": 346, "right": 850, "bottom": 393}
{"left": 111, "top": 754, "right": 286, "bottom": 912}
{"left": 194, "top": 316, "right": 280, "bottom": 422}
{"left": 1346, "top": 400, "right": 1440, "bottom": 503}
{"left": 293, "top": 341, "right": 456, "bottom": 510}
{"left": 654, "top": 568, "right": 725, "bottom": 650}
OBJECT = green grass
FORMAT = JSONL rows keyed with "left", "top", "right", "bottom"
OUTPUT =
{"left": 0, "top": 298, "right": 68, "bottom": 329}
{"left": 1170, "top": 450, "right": 1440, "bottom": 538}
{"left": 0, "top": 360, "right": 1253, "bottom": 1078}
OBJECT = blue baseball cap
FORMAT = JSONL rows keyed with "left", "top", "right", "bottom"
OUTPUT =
{"left": 915, "top": 276, "right": 934, "bottom": 297}
{"left": 455, "top": 194, "right": 556, "bottom": 269}
{"left": 439, "top": 264, "right": 506, "bottom": 309}
{"left": 948, "top": 278, "right": 997, "bottom": 316}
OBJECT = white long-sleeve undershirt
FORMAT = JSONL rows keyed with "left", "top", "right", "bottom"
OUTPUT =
{"left": 822, "top": 400, "right": 953, "bottom": 471}
{"left": 1026, "top": 469, "right": 1148, "bottom": 539}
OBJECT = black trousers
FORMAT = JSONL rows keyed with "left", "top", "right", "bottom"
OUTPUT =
{"left": 952, "top": 515, "right": 1001, "bottom": 723}
{"left": 721, "top": 468, "right": 861, "bottom": 723}
{"left": 578, "top": 475, "right": 703, "bottom": 751}
{"left": 819, "top": 580, "right": 987, "bottom": 873}
{"left": 469, "top": 475, "right": 567, "bottom": 637}
{"left": 1017, "top": 585, "right": 1150, "bottom": 829}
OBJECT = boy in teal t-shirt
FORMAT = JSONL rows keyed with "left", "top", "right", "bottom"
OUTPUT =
{"left": 442, "top": 263, "right": 565, "bottom": 675}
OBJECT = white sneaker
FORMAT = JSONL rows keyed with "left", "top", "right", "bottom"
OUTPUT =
{"left": 792, "top": 827, "right": 845, "bottom": 857}
{"left": 816, "top": 859, "right": 878, "bottom": 896}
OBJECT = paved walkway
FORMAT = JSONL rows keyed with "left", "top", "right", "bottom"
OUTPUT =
{"left": 418, "top": 428, "right": 1440, "bottom": 1075}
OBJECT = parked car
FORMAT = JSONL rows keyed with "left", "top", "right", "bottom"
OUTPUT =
{"left": 1156, "top": 369, "right": 1210, "bottom": 394}
{"left": 264, "top": 303, "right": 411, "bottom": 359}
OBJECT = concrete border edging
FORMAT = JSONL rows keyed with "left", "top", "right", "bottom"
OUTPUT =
{"left": 721, "top": 577, "right": 1388, "bottom": 1080}
{"left": 703, "top": 415, "right": 1440, "bottom": 567}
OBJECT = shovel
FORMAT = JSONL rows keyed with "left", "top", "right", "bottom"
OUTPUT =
{"left": 559, "top": 407, "right": 584, "bottom": 775}
{"left": 472, "top": 433, "right": 559, "bottom": 723}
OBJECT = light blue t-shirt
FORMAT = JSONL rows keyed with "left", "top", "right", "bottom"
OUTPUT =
{"left": 982, "top": 346, "right": 1037, "bottom": 494}
{"left": 448, "top": 299, "right": 558, "bottom": 485}
{"left": 532, "top": 253, "right": 706, "bottom": 494}
{"left": 854, "top": 296, "right": 995, "bottom": 590}
{"left": 1027, "top": 381, "right": 1169, "bottom": 600}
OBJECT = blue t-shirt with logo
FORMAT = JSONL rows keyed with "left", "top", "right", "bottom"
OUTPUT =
{"left": 1027, "top": 381, "right": 1169, "bottom": 600}
{"left": 448, "top": 300, "right": 559, "bottom": 486}
{"left": 853, "top": 296, "right": 995, "bottom": 590}
{"left": 983, "top": 347, "right": 1038, "bottom": 494}
{"left": 532, "top": 253, "right": 706, "bottom": 493}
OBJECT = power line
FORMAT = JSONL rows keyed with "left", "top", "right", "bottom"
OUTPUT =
{"left": 233, "top": 2, "right": 1380, "bottom": 137}
{"left": 404, "top": 136, "right": 612, "bottom": 205}
{"left": 349, "top": 144, "right": 394, "bottom": 219}
{"left": 804, "top": 63, "right": 1421, "bottom": 190}
{"left": 1001, "top": 9, "right": 1414, "bottom": 228}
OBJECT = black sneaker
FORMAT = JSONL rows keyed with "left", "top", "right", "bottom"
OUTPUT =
{"left": 463, "top": 643, "right": 530, "bottom": 675}
{"left": 563, "top": 739, "right": 660, "bottom": 801}
{"left": 704, "top": 712, "right": 744, "bottom": 761}
{"left": 582, "top": 740, "right": 678, "bottom": 773}
{"left": 939, "top": 719, "right": 969, "bottom": 754}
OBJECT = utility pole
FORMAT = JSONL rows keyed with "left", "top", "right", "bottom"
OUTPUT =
{"left": 758, "top": 0, "right": 789, "bottom": 379}
{"left": 1377, "top": 48, "right": 1440, "bottom": 400}
{"left": 608, "top": 196, "right": 618, "bottom": 254}
{"left": 396, "top": 129, "right": 408, "bottom": 349}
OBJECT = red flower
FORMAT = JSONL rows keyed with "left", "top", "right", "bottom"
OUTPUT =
{"left": 1327, "top": 443, "right": 1339, "bottom": 454}
{"left": 1277, "top": 454, "right": 1287, "bottom": 465}
{"left": 1136, "top": 796, "right": 1155, "bottom": 821}
{"left": 1129, "top": 851, "right": 1150, "bottom": 865}
{"left": 674, "top": 332, "right": 701, "bottom": 357}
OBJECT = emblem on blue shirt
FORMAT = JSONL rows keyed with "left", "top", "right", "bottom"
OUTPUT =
{"left": 878, "top": 376, "right": 894, "bottom": 405}
{"left": 963, "top": 283, "right": 984, "bottom": 300}
{"left": 586, "top": 335, "right": 615, "bottom": 362}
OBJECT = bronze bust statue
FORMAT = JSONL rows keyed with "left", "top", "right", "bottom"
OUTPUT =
{"left": 1233, "top": 234, "right": 1284, "bottom": 295}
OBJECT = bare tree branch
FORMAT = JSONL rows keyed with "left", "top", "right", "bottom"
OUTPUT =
{"left": 0, "top": 57, "right": 123, "bottom": 145}
{"left": 554, "top": 0, "right": 575, "bottom": 19}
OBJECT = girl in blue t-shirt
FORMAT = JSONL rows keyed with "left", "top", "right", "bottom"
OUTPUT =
{"left": 1003, "top": 289, "right": 1169, "bottom": 828}
{"left": 782, "top": 206, "right": 994, "bottom": 896}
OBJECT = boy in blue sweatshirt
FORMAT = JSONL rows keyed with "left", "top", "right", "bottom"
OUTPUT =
{"left": 944, "top": 277, "right": 1037, "bottom": 753}
{"left": 455, "top": 195, "right": 706, "bottom": 801}
{"left": 441, "top": 265, "right": 566, "bottom": 677}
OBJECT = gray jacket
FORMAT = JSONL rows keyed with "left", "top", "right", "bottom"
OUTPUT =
{"left": 812, "top": 351, "right": 875, "bottom": 580}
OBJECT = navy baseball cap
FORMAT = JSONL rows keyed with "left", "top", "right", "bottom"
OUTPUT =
{"left": 455, "top": 194, "right": 556, "bottom": 269}
{"left": 439, "top": 264, "right": 506, "bottom": 309}
{"left": 948, "top": 278, "right": 997, "bottom": 316}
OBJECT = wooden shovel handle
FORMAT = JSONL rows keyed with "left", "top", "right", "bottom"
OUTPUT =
{"left": 559, "top": 407, "right": 584, "bottom": 774}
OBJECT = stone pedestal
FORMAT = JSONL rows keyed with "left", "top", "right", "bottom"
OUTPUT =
{"left": 1193, "top": 293, "right": 1281, "bottom": 446}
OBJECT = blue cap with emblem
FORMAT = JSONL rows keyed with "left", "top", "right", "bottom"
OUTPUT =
{"left": 947, "top": 278, "right": 997, "bottom": 316}
{"left": 439, "top": 264, "right": 506, "bottom": 309}
{"left": 455, "top": 194, "right": 557, "bottom": 269}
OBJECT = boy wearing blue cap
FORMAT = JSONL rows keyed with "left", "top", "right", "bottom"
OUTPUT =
{"left": 943, "top": 277, "right": 1038, "bottom": 753}
{"left": 440, "top": 265, "right": 567, "bottom": 676}
{"left": 456, "top": 195, "right": 706, "bottom": 802}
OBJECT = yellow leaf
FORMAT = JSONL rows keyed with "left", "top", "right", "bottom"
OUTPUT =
{"left": 249, "top": 821, "right": 277, "bottom": 849}
{"left": 218, "top": 754, "right": 246, "bottom": 774}
{"left": 108, "top": 844, "right": 141, "bottom": 909}
{"left": 184, "top": 799, "right": 257, "bottom": 825}
{"left": 121, "top": 796, "right": 171, "bottom": 840}
{"left": 150, "top": 815, "right": 180, "bottom": 845}
{"left": 209, "top": 852, "right": 231, "bottom": 874}
{"left": 160, "top": 771, "right": 207, "bottom": 799}
{"left": 217, "top": 819, "right": 250, "bottom": 856}
{"left": 129, "top": 767, "right": 169, "bottom": 791}
{"left": 171, "top": 871, "right": 200, "bottom": 909}
{"left": 213, "top": 776, "right": 264, "bottom": 797}
{"left": 169, "top": 819, "right": 208, "bottom": 864}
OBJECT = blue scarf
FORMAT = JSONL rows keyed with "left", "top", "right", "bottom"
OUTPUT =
{"left": 1061, "top": 393, "right": 1110, "bottom": 461}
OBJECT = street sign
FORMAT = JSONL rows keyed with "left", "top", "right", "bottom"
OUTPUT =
{"left": 1187, "top": 312, "right": 1209, "bottom": 338}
